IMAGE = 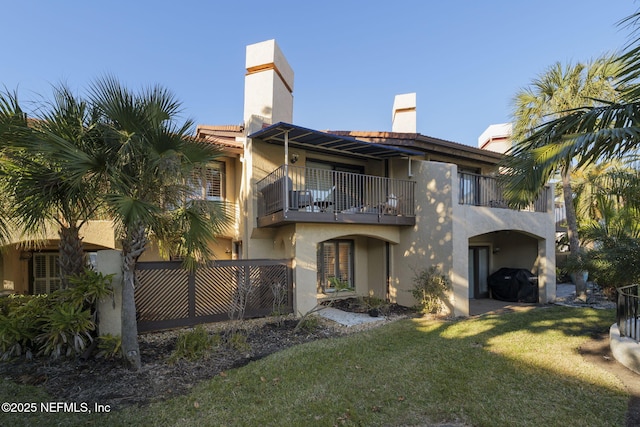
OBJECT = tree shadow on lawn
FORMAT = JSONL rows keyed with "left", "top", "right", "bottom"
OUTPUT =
{"left": 407, "top": 305, "right": 633, "bottom": 426}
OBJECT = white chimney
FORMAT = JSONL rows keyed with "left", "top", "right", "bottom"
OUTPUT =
{"left": 243, "top": 39, "right": 294, "bottom": 133}
{"left": 392, "top": 93, "right": 416, "bottom": 133}
{"left": 478, "top": 123, "right": 513, "bottom": 153}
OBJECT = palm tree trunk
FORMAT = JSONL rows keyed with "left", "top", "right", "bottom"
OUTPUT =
{"left": 58, "top": 224, "right": 85, "bottom": 288}
{"left": 562, "top": 167, "right": 587, "bottom": 301}
{"left": 121, "top": 222, "right": 147, "bottom": 371}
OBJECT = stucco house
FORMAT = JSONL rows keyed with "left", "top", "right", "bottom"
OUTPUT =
{"left": 194, "top": 39, "right": 556, "bottom": 317}
{"left": 2, "top": 39, "right": 556, "bottom": 319}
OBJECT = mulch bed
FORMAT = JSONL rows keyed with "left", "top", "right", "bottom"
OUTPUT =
{"left": 0, "top": 299, "right": 411, "bottom": 410}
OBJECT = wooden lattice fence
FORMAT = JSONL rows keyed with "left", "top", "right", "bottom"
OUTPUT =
{"left": 135, "top": 259, "right": 292, "bottom": 333}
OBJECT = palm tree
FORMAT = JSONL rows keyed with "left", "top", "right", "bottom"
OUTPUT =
{"left": 575, "top": 165, "right": 640, "bottom": 242}
{"left": 501, "top": 57, "right": 621, "bottom": 300}
{"left": 86, "top": 77, "right": 230, "bottom": 370}
{"left": 6, "top": 78, "right": 230, "bottom": 370}
{"left": 0, "top": 90, "right": 28, "bottom": 246}
{"left": 0, "top": 86, "right": 104, "bottom": 286}
{"left": 502, "top": 10, "right": 640, "bottom": 182}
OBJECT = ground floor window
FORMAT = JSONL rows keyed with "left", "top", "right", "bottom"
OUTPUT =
{"left": 317, "top": 240, "right": 354, "bottom": 292}
{"left": 33, "top": 253, "right": 62, "bottom": 295}
{"left": 233, "top": 241, "right": 242, "bottom": 260}
{"left": 32, "top": 251, "right": 98, "bottom": 294}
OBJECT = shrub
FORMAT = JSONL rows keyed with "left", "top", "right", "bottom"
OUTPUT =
{"left": 36, "top": 303, "right": 95, "bottom": 358}
{"left": 96, "top": 334, "right": 122, "bottom": 360}
{"left": 60, "top": 269, "right": 114, "bottom": 309}
{"left": 0, "top": 270, "right": 112, "bottom": 360}
{"left": 0, "top": 295, "right": 51, "bottom": 360}
{"left": 270, "top": 281, "right": 290, "bottom": 326}
{"left": 170, "top": 325, "right": 219, "bottom": 362}
{"left": 295, "top": 314, "right": 320, "bottom": 333}
{"left": 327, "top": 276, "right": 352, "bottom": 292}
{"left": 0, "top": 313, "right": 38, "bottom": 360}
{"left": 576, "top": 237, "right": 640, "bottom": 298}
{"left": 225, "top": 331, "right": 250, "bottom": 352}
{"left": 410, "top": 266, "right": 451, "bottom": 314}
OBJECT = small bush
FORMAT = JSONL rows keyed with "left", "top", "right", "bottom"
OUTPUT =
{"left": 564, "top": 237, "right": 640, "bottom": 298}
{"left": 36, "top": 303, "right": 95, "bottom": 358}
{"left": 361, "top": 294, "right": 389, "bottom": 316}
{"left": 411, "top": 266, "right": 451, "bottom": 314}
{"left": 170, "top": 325, "right": 219, "bottom": 362}
{"left": 96, "top": 334, "right": 122, "bottom": 360}
{"left": 0, "top": 295, "right": 52, "bottom": 360}
{"left": 0, "top": 313, "right": 38, "bottom": 360}
{"left": 225, "top": 331, "right": 250, "bottom": 352}
{"left": 59, "top": 269, "right": 114, "bottom": 309}
{"left": 295, "top": 315, "right": 320, "bottom": 333}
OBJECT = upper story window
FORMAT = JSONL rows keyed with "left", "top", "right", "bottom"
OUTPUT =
{"left": 191, "top": 161, "right": 225, "bottom": 201}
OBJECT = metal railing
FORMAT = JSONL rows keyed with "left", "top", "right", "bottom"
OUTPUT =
{"left": 257, "top": 165, "right": 415, "bottom": 218}
{"left": 617, "top": 284, "right": 640, "bottom": 343}
{"left": 555, "top": 202, "right": 566, "bottom": 225}
{"left": 458, "top": 172, "right": 549, "bottom": 213}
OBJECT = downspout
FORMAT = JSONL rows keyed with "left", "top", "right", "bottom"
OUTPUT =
{"left": 385, "top": 159, "right": 391, "bottom": 301}
{"left": 284, "top": 130, "right": 290, "bottom": 215}
{"left": 385, "top": 241, "right": 391, "bottom": 301}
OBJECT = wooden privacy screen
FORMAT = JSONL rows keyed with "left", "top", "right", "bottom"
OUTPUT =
{"left": 134, "top": 259, "right": 292, "bottom": 333}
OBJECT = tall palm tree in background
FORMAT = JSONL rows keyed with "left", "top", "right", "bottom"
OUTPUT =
{"left": 501, "top": 57, "right": 621, "bottom": 300}
{"left": 86, "top": 77, "right": 230, "bottom": 370}
{"left": 502, "top": 10, "right": 640, "bottom": 191}
{"left": 0, "top": 86, "right": 104, "bottom": 286}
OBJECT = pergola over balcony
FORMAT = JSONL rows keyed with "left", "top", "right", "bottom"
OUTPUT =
{"left": 250, "top": 123, "right": 420, "bottom": 227}
{"left": 249, "top": 122, "right": 423, "bottom": 160}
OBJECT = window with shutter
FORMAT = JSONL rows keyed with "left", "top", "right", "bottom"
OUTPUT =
{"left": 33, "top": 253, "right": 61, "bottom": 294}
{"left": 190, "top": 161, "right": 225, "bottom": 201}
{"left": 317, "top": 240, "right": 354, "bottom": 293}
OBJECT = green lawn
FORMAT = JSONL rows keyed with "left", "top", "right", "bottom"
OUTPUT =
{"left": 0, "top": 306, "right": 628, "bottom": 426}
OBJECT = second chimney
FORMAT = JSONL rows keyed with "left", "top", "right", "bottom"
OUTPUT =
{"left": 392, "top": 93, "right": 417, "bottom": 133}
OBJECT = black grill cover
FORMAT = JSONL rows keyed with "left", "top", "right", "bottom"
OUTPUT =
{"left": 488, "top": 268, "right": 537, "bottom": 303}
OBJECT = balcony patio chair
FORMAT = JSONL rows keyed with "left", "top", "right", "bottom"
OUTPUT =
{"left": 288, "top": 189, "right": 314, "bottom": 210}
{"left": 382, "top": 193, "right": 400, "bottom": 215}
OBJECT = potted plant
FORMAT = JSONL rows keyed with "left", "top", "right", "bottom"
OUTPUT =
{"left": 362, "top": 294, "right": 388, "bottom": 317}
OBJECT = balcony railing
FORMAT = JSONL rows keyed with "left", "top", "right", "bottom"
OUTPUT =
{"left": 458, "top": 172, "right": 549, "bottom": 213}
{"left": 256, "top": 165, "right": 415, "bottom": 226}
{"left": 617, "top": 284, "right": 640, "bottom": 343}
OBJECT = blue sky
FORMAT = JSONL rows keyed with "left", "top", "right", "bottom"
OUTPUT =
{"left": 2, "top": 1, "right": 637, "bottom": 146}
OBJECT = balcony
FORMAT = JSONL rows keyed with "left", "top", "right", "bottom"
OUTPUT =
{"left": 257, "top": 165, "right": 416, "bottom": 227}
{"left": 458, "top": 172, "right": 549, "bottom": 213}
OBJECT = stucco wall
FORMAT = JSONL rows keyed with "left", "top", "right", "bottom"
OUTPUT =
{"left": 96, "top": 249, "right": 123, "bottom": 336}
{"left": 241, "top": 150, "right": 556, "bottom": 317}
{"left": 391, "top": 160, "right": 556, "bottom": 316}
{"left": 455, "top": 205, "right": 556, "bottom": 305}
{"left": 1, "top": 220, "right": 117, "bottom": 294}
{"left": 366, "top": 238, "right": 387, "bottom": 299}
{"left": 1, "top": 250, "right": 28, "bottom": 294}
{"left": 288, "top": 223, "right": 399, "bottom": 315}
{"left": 392, "top": 160, "right": 456, "bottom": 311}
